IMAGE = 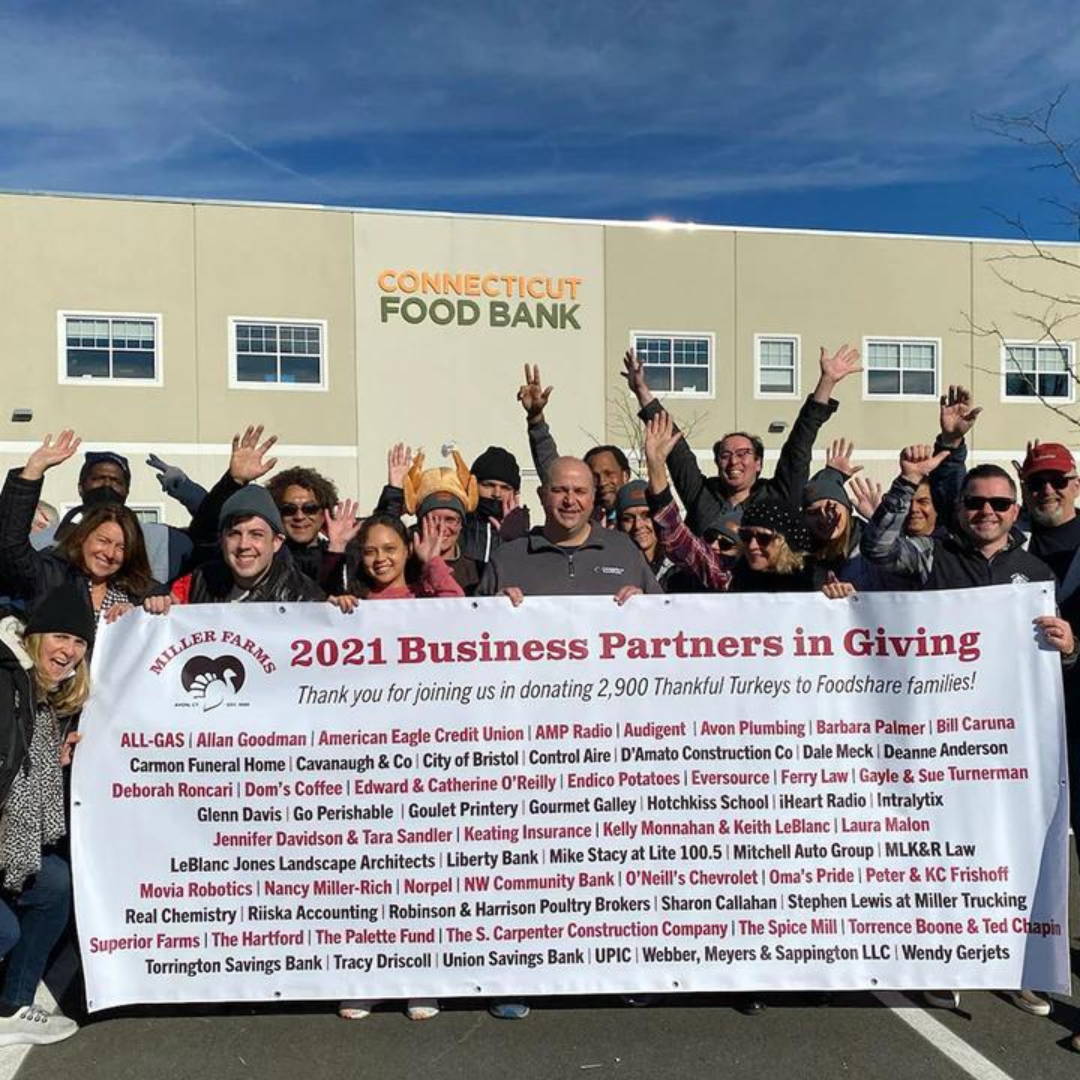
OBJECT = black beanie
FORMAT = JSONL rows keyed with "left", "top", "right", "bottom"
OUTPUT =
{"left": 741, "top": 498, "right": 814, "bottom": 554}
{"left": 470, "top": 446, "right": 521, "bottom": 491}
{"left": 25, "top": 584, "right": 96, "bottom": 648}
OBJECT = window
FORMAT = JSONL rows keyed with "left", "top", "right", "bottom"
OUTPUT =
{"left": 755, "top": 335, "right": 800, "bottom": 397}
{"left": 59, "top": 312, "right": 161, "bottom": 384}
{"left": 864, "top": 338, "right": 939, "bottom": 398}
{"left": 230, "top": 318, "right": 327, "bottom": 390}
{"left": 1003, "top": 342, "right": 1074, "bottom": 401}
{"left": 630, "top": 332, "right": 713, "bottom": 396}
{"left": 60, "top": 503, "right": 161, "bottom": 525}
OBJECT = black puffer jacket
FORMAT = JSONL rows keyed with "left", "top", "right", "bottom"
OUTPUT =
{"left": 0, "top": 626, "right": 35, "bottom": 808}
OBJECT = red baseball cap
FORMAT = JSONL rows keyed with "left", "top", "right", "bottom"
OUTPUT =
{"left": 1020, "top": 442, "right": 1077, "bottom": 478}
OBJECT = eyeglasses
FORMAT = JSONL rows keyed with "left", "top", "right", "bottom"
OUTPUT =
{"left": 737, "top": 527, "right": 779, "bottom": 547}
{"left": 1025, "top": 472, "right": 1075, "bottom": 493}
{"left": 278, "top": 502, "right": 322, "bottom": 518}
{"left": 717, "top": 448, "right": 755, "bottom": 463}
{"left": 961, "top": 496, "right": 1015, "bottom": 513}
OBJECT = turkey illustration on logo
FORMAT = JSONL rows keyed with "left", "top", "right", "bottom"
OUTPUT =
{"left": 179, "top": 655, "right": 247, "bottom": 712}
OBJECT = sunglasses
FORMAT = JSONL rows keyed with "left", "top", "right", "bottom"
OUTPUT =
{"left": 278, "top": 502, "right": 322, "bottom": 518}
{"left": 1025, "top": 472, "right": 1075, "bottom": 493}
{"left": 737, "top": 527, "right": 779, "bottom": 547}
{"left": 962, "top": 496, "right": 1015, "bottom": 513}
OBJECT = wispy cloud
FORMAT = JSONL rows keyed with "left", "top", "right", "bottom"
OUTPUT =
{"left": 2, "top": 1, "right": 1079, "bottom": 229}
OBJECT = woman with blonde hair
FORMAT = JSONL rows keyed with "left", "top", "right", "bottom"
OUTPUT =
{"left": 0, "top": 583, "right": 93, "bottom": 1046}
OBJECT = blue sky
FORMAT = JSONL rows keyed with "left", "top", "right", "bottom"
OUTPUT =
{"left": 3, "top": 0, "right": 1080, "bottom": 237}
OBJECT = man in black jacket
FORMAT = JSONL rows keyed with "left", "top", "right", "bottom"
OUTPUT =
{"left": 620, "top": 345, "right": 861, "bottom": 535}
{"left": 172, "top": 486, "right": 324, "bottom": 604}
{"left": 860, "top": 448, "right": 1070, "bottom": 595}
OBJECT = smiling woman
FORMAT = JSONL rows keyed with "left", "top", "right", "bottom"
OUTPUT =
{"left": 0, "top": 431, "right": 163, "bottom": 628}
{"left": 0, "top": 584, "right": 93, "bottom": 1045}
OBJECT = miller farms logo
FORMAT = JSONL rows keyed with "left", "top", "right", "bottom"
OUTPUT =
{"left": 180, "top": 655, "right": 246, "bottom": 712}
{"left": 148, "top": 629, "right": 276, "bottom": 712}
{"left": 377, "top": 269, "right": 583, "bottom": 330}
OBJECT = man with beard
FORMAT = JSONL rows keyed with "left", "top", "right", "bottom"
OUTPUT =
{"left": 1020, "top": 443, "right": 1080, "bottom": 587}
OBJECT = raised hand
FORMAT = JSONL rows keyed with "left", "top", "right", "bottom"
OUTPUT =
{"left": 1012, "top": 439, "right": 1039, "bottom": 478}
{"left": 229, "top": 425, "right": 278, "bottom": 485}
{"left": 643, "top": 411, "right": 683, "bottom": 466}
{"left": 498, "top": 487, "right": 520, "bottom": 522}
{"left": 899, "top": 445, "right": 950, "bottom": 484}
{"left": 848, "top": 476, "right": 883, "bottom": 520}
{"left": 518, "top": 363, "right": 553, "bottom": 423}
{"left": 22, "top": 430, "right": 82, "bottom": 481}
{"left": 939, "top": 385, "right": 982, "bottom": 446}
{"left": 818, "top": 344, "right": 862, "bottom": 385}
{"left": 325, "top": 499, "right": 362, "bottom": 553}
{"left": 411, "top": 515, "right": 442, "bottom": 564}
{"left": 387, "top": 444, "right": 413, "bottom": 489}
{"left": 825, "top": 438, "right": 863, "bottom": 478}
{"left": 620, "top": 349, "right": 654, "bottom": 405}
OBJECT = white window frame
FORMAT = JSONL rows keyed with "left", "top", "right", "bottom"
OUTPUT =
{"left": 861, "top": 336, "right": 941, "bottom": 402}
{"left": 228, "top": 316, "right": 329, "bottom": 393}
{"left": 628, "top": 330, "right": 715, "bottom": 399}
{"left": 1000, "top": 340, "right": 1076, "bottom": 404}
{"left": 754, "top": 334, "right": 801, "bottom": 400}
{"left": 59, "top": 502, "right": 165, "bottom": 524}
{"left": 57, "top": 310, "right": 164, "bottom": 387}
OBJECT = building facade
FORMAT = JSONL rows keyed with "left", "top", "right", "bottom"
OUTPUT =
{"left": 1, "top": 190, "right": 1077, "bottom": 520}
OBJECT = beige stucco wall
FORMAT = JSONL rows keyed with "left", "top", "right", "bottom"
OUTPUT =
{"left": 352, "top": 211, "right": 605, "bottom": 509}
{"left": 2, "top": 190, "right": 1080, "bottom": 519}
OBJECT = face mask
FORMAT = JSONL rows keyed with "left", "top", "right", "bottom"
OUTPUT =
{"left": 477, "top": 495, "right": 503, "bottom": 520}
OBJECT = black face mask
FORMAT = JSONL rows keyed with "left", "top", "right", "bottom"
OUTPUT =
{"left": 477, "top": 495, "right": 504, "bottom": 520}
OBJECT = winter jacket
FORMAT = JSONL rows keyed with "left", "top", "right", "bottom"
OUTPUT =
{"left": 647, "top": 489, "right": 733, "bottom": 592}
{"left": 476, "top": 525, "right": 662, "bottom": 597}
{"left": 636, "top": 395, "right": 838, "bottom": 535}
{"left": 0, "top": 620, "right": 36, "bottom": 808}
{"left": 860, "top": 476, "right": 1056, "bottom": 590}
{"left": 0, "top": 470, "right": 164, "bottom": 617}
{"left": 172, "top": 549, "right": 326, "bottom": 604}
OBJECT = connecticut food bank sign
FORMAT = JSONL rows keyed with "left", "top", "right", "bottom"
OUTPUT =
{"left": 377, "top": 269, "right": 583, "bottom": 329}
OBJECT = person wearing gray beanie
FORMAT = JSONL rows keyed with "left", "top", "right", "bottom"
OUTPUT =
{"left": 218, "top": 485, "right": 285, "bottom": 537}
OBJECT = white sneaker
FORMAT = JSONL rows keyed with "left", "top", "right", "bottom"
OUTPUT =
{"left": 338, "top": 999, "right": 379, "bottom": 1020}
{"left": 0, "top": 1004, "right": 78, "bottom": 1046}
{"left": 405, "top": 998, "right": 440, "bottom": 1021}
{"left": 1008, "top": 990, "right": 1051, "bottom": 1017}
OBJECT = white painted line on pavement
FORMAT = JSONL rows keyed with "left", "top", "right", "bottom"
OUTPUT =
{"left": 874, "top": 991, "right": 1015, "bottom": 1080}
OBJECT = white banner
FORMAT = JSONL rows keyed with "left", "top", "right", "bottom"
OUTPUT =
{"left": 73, "top": 585, "right": 1069, "bottom": 1011}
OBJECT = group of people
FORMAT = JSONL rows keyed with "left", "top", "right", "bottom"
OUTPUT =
{"left": 0, "top": 342, "right": 1076, "bottom": 1044}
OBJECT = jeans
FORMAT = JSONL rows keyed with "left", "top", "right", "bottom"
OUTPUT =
{"left": 0, "top": 854, "right": 71, "bottom": 1006}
